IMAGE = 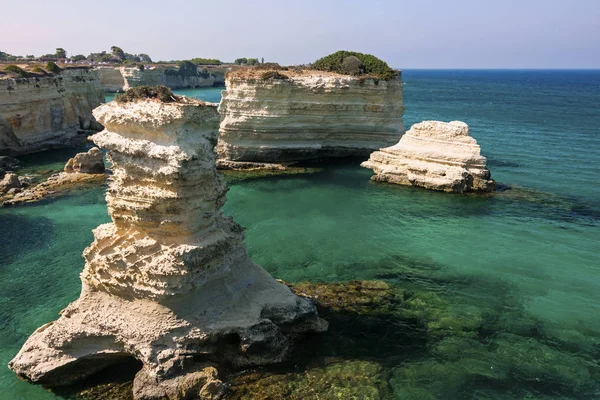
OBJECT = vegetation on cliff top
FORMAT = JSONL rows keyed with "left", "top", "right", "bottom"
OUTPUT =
{"left": 312, "top": 51, "right": 398, "bottom": 80}
{"left": 115, "top": 86, "right": 179, "bottom": 103}
{"left": 2, "top": 65, "right": 29, "bottom": 78}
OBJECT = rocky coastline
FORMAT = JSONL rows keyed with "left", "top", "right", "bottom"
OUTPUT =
{"left": 96, "top": 66, "right": 227, "bottom": 92}
{"left": 0, "top": 68, "right": 104, "bottom": 156}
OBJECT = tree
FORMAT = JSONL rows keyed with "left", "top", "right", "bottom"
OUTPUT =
{"left": 111, "top": 46, "right": 125, "bottom": 60}
{"left": 55, "top": 48, "right": 67, "bottom": 58}
{"left": 71, "top": 54, "right": 86, "bottom": 62}
{"left": 247, "top": 58, "right": 259, "bottom": 65}
{"left": 234, "top": 58, "right": 248, "bottom": 65}
{"left": 139, "top": 53, "right": 152, "bottom": 63}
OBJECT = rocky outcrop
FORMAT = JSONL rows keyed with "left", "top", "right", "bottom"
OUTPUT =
{"left": 95, "top": 67, "right": 126, "bottom": 92}
{"left": 97, "top": 66, "right": 229, "bottom": 92}
{"left": 0, "top": 68, "right": 105, "bottom": 155}
{"left": 9, "top": 98, "right": 326, "bottom": 399}
{"left": 217, "top": 69, "right": 405, "bottom": 168}
{"left": 0, "top": 172, "right": 20, "bottom": 193}
{"left": 361, "top": 120, "right": 495, "bottom": 193}
{"left": 64, "top": 147, "right": 105, "bottom": 174}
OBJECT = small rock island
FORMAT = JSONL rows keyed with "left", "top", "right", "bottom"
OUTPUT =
{"left": 8, "top": 88, "right": 326, "bottom": 399}
{"left": 217, "top": 51, "right": 405, "bottom": 169}
{"left": 362, "top": 120, "right": 495, "bottom": 193}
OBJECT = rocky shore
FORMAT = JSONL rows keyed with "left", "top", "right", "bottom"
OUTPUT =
{"left": 362, "top": 120, "right": 495, "bottom": 193}
{"left": 9, "top": 96, "right": 326, "bottom": 399}
{"left": 217, "top": 68, "right": 405, "bottom": 168}
{"left": 0, "top": 68, "right": 104, "bottom": 155}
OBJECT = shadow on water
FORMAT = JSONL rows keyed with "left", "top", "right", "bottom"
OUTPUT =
{"left": 0, "top": 213, "right": 55, "bottom": 266}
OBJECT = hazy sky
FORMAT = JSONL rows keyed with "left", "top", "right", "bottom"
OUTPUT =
{"left": 1, "top": 0, "right": 599, "bottom": 68}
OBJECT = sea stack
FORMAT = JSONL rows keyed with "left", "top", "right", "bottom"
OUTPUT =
{"left": 217, "top": 53, "right": 405, "bottom": 169}
{"left": 361, "top": 121, "right": 495, "bottom": 193}
{"left": 9, "top": 92, "right": 325, "bottom": 399}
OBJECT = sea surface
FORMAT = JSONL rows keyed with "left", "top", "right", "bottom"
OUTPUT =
{"left": 1, "top": 70, "right": 599, "bottom": 399}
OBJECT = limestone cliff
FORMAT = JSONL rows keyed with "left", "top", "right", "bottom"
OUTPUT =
{"left": 9, "top": 98, "right": 325, "bottom": 399}
{"left": 361, "top": 120, "right": 495, "bottom": 193}
{"left": 217, "top": 69, "right": 405, "bottom": 167}
{"left": 97, "top": 66, "right": 229, "bottom": 92}
{"left": 0, "top": 68, "right": 104, "bottom": 155}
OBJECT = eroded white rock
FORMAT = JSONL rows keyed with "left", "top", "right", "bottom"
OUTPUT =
{"left": 361, "top": 121, "right": 495, "bottom": 193}
{"left": 9, "top": 98, "right": 326, "bottom": 399}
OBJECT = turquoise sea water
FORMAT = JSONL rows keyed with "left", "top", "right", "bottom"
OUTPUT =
{"left": 1, "top": 71, "right": 599, "bottom": 399}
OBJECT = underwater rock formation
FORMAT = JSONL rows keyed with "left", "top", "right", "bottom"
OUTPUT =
{"left": 9, "top": 97, "right": 325, "bottom": 399}
{"left": 0, "top": 68, "right": 105, "bottom": 155}
{"left": 361, "top": 120, "right": 495, "bottom": 193}
{"left": 64, "top": 147, "right": 105, "bottom": 174}
{"left": 217, "top": 68, "right": 405, "bottom": 168}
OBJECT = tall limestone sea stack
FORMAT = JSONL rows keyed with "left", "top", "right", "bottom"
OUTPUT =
{"left": 9, "top": 89, "right": 325, "bottom": 399}
{"left": 217, "top": 51, "right": 405, "bottom": 168}
{"left": 362, "top": 120, "right": 495, "bottom": 193}
{"left": 0, "top": 67, "right": 104, "bottom": 155}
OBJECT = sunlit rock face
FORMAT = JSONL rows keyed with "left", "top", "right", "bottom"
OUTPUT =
{"left": 361, "top": 120, "right": 495, "bottom": 193}
{"left": 9, "top": 98, "right": 325, "bottom": 399}
{"left": 217, "top": 69, "right": 405, "bottom": 168}
{"left": 0, "top": 69, "right": 104, "bottom": 155}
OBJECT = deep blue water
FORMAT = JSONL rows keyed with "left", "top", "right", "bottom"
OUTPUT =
{"left": 1, "top": 71, "right": 599, "bottom": 399}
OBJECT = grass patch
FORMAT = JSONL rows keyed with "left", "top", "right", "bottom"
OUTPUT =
{"left": 261, "top": 71, "right": 289, "bottom": 81}
{"left": 3, "top": 65, "right": 29, "bottom": 78}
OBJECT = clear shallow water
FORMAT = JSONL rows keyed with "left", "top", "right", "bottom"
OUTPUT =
{"left": 1, "top": 71, "right": 599, "bottom": 399}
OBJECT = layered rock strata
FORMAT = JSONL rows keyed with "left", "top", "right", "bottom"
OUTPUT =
{"left": 361, "top": 120, "right": 495, "bottom": 193}
{"left": 217, "top": 69, "right": 405, "bottom": 168}
{"left": 97, "top": 67, "right": 229, "bottom": 92}
{"left": 9, "top": 98, "right": 325, "bottom": 399}
{"left": 0, "top": 68, "right": 105, "bottom": 155}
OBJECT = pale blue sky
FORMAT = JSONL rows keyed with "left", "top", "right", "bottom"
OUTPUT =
{"left": 1, "top": 0, "right": 598, "bottom": 68}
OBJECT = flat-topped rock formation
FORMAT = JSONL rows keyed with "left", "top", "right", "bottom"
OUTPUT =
{"left": 0, "top": 68, "right": 104, "bottom": 155}
{"left": 217, "top": 68, "right": 405, "bottom": 168}
{"left": 9, "top": 95, "right": 325, "bottom": 399}
{"left": 361, "top": 121, "right": 495, "bottom": 193}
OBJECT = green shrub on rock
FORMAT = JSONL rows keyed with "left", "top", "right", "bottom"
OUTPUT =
{"left": 3, "top": 65, "right": 29, "bottom": 78}
{"left": 45, "top": 61, "right": 61, "bottom": 74}
{"left": 261, "top": 71, "right": 289, "bottom": 81}
{"left": 312, "top": 50, "right": 398, "bottom": 80}
{"left": 115, "top": 86, "right": 179, "bottom": 103}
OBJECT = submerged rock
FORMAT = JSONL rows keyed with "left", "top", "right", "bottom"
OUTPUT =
{"left": 362, "top": 121, "right": 495, "bottom": 193}
{"left": 217, "top": 68, "right": 405, "bottom": 168}
{"left": 9, "top": 97, "right": 326, "bottom": 399}
{"left": 64, "top": 147, "right": 105, "bottom": 174}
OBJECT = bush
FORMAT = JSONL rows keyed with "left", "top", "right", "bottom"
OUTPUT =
{"left": 3, "top": 65, "right": 29, "bottom": 78}
{"left": 30, "top": 66, "right": 46, "bottom": 74}
{"left": 191, "top": 58, "right": 221, "bottom": 65}
{"left": 341, "top": 56, "right": 364, "bottom": 76}
{"left": 115, "top": 86, "right": 179, "bottom": 103}
{"left": 312, "top": 51, "right": 398, "bottom": 80}
{"left": 45, "top": 61, "right": 61, "bottom": 74}
{"left": 261, "top": 71, "right": 289, "bottom": 81}
{"left": 138, "top": 64, "right": 145, "bottom": 71}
